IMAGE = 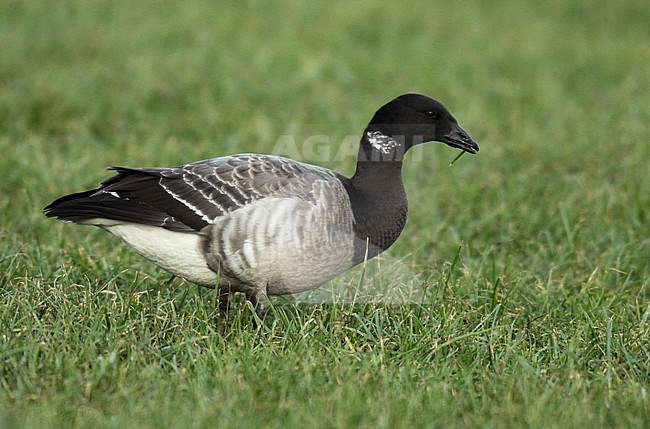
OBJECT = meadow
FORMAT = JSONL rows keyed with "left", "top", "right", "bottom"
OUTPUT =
{"left": 1, "top": 1, "right": 649, "bottom": 427}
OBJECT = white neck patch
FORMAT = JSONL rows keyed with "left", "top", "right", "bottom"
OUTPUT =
{"left": 366, "top": 131, "right": 401, "bottom": 154}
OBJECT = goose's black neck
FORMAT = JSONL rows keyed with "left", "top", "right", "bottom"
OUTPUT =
{"left": 340, "top": 133, "right": 410, "bottom": 264}
{"left": 335, "top": 93, "right": 478, "bottom": 264}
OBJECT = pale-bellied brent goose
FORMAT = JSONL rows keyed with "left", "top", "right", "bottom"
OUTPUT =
{"left": 45, "top": 94, "right": 479, "bottom": 320}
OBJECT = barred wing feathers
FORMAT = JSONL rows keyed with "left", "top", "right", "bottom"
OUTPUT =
{"left": 44, "top": 154, "right": 346, "bottom": 233}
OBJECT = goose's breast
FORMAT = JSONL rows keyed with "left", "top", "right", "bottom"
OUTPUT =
{"left": 201, "top": 194, "right": 356, "bottom": 295}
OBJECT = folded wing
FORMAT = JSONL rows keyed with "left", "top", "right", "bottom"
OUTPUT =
{"left": 44, "top": 154, "right": 341, "bottom": 233}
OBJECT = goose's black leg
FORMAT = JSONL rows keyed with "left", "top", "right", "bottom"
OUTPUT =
{"left": 245, "top": 287, "right": 268, "bottom": 324}
{"left": 217, "top": 288, "right": 231, "bottom": 318}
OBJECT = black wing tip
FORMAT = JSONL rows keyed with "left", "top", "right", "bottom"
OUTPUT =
{"left": 43, "top": 204, "right": 57, "bottom": 217}
{"left": 44, "top": 189, "right": 100, "bottom": 218}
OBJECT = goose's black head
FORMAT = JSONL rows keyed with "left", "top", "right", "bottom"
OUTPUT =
{"left": 364, "top": 93, "right": 479, "bottom": 159}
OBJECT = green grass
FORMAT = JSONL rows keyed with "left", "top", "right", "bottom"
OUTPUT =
{"left": 1, "top": 0, "right": 649, "bottom": 427}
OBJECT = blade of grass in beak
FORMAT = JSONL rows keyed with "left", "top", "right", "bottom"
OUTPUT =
{"left": 449, "top": 150, "right": 466, "bottom": 166}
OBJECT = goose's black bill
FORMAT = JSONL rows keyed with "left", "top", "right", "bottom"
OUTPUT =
{"left": 442, "top": 123, "right": 479, "bottom": 154}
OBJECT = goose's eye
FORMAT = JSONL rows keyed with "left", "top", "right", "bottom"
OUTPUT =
{"left": 426, "top": 111, "right": 438, "bottom": 119}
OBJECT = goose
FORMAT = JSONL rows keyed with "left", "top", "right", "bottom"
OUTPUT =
{"left": 44, "top": 93, "right": 479, "bottom": 320}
